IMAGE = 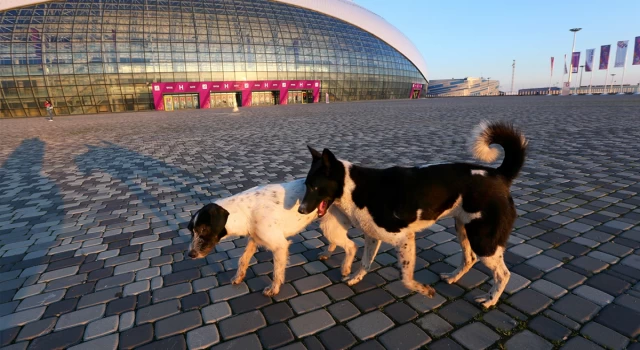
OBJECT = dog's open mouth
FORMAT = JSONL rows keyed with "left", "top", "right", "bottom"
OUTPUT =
{"left": 317, "top": 200, "right": 329, "bottom": 217}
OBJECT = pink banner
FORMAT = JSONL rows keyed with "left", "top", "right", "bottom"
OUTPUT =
{"left": 585, "top": 49, "right": 595, "bottom": 72}
{"left": 152, "top": 80, "right": 321, "bottom": 110}
{"left": 571, "top": 52, "right": 580, "bottom": 73}
{"left": 633, "top": 36, "right": 640, "bottom": 65}
{"left": 599, "top": 45, "right": 611, "bottom": 70}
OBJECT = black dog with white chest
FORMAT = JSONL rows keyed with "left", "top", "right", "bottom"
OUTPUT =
{"left": 299, "top": 121, "right": 527, "bottom": 307}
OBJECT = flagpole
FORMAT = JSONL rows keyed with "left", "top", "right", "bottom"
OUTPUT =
{"left": 603, "top": 66, "right": 609, "bottom": 95}
{"left": 587, "top": 69, "right": 593, "bottom": 95}
{"left": 548, "top": 58, "right": 553, "bottom": 96}
{"left": 618, "top": 51, "right": 627, "bottom": 95}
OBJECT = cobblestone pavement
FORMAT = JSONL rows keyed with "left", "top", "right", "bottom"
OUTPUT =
{"left": 1, "top": 96, "right": 640, "bottom": 350}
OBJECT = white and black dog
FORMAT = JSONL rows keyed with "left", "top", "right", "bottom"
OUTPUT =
{"left": 187, "top": 179, "right": 357, "bottom": 296}
{"left": 298, "top": 121, "right": 527, "bottom": 307}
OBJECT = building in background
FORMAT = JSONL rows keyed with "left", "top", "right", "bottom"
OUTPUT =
{"left": 0, "top": 0, "right": 427, "bottom": 118}
{"left": 426, "top": 77, "right": 499, "bottom": 97}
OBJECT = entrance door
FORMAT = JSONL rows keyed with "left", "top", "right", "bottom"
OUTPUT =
{"left": 411, "top": 90, "right": 420, "bottom": 99}
{"left": 124, "top": 94, "right": 135, "bottom": 111}
{"left": 164, "top": 95, "right": 173, "bottom": 111}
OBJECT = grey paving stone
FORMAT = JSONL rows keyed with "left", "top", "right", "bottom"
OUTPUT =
{"left": 0, "top": 306, "right": 45, "bottom": 331}
{"left": 55, "top": 304, "right": 105, "bottom": 331}
{"left": 69, "top": 334, "right": 119, "bottom": 350}
{"left": 289, "top": 309, "right": 336, "bottom": 338}
{"left": 594, "top": 304, "right": 640, "bottom": 338}
{"left": 210, "top": 334, "right": 261, "bottom": 350}
{"left": 318, "top": 325, "right": 356, "bottom": 350}
{"left": 123, "top": 280, "right": 149, "bottom": 296}
{"left": 570, "top": 256, "right": 609, "bottom": 274}
{"left": 12, "top": 283, "right": 45, "bottom": 300}
{"left": 114, "top": 260, "right": 149, "bottom": 275}
{"left": 289, "top": 291, "right": 330, "bottom": 314}
{"left": 483, "top": 310, "right": 518, "bottom": 332}
{"left": 561, "top": 336, "right": 606, "bottom": 350}
{"left": 580, "top": 322, "right": 629, "bottom": 350}
{"left": 155, "top": 310, "right": 202, "bottom": 339}
{"left": 209, "top": 283, "right": 249, "bottom": 303}
{"left": 84, "top": 315, "right": 118, "bottom": 340}
{"left": 95, "top": 272, "right": 134, "bottom": 291}
{"left": 136, "top": 299, "right": 181, "bottom": 325}
{"left": 439, "top": 299, "right": 481, "bottom": 325}
{"left": 38, "top": 266, "right": 78, "bottom": 282}
{"left": 544, "top": 268, "right": 587, "bottom": 289}
{"left": 118, "top": 324, "right": 154, "bottom": 349}
{"left": 152, "top": 282, "right": 192, "bottom": 303}
{"left": 218, "top": 310, "right": 266, "bottom": 340}
{"left": 78, "top": 287, "right": 121, "bottom": 309}
{"left": 187, "top": 324, "right": 220, "bottom": 349}
{"left": 202, "top": 302, "right": 233, "bottom": 324}
{"left": 416, "top": 313, "right": 453, "bottom": 337}
{"left": 383, "top": 301, "right": 418, "bottom": 324}
{"left": 15, "top": 289, "right": 65, "bottom": 311}
{"left": 192, "top": 276, "right": 219, "bottom": 292}
{"left": 379, "top": 323, "right": 431, "bottom": 350}
{"left": 573, "top": 285, "right": 614, "bottom": 306}
{"left": 15, "top": 317, "right": 56, "bottom": 342}
{"left": 406, "top": 293, "right": 447, "bottom": 313}
{"left": 552, "top": 294, "right": 601, "bottom": 323}
{"left": 28, "top": 325, "right": 85, "bottom": 349}
{"left": 528, "top": 315, "right": 571, "bottom": 342}
{"left": 346, "top": 310, "right": 394, "bottom": 341}
{"left": 325, "top": 283, "right": 354, "bottom": 300}
{"left": 451, "top": 322, "right": 500, "bottom": 350}
{"left": 505, "top": 330, "right": 553, "bottom": 350}
{"left": 526, "top": 255, "right": 563, "bottom": 272}
{"left": 530, "top": 279, "right": 568, "bottom": 299}
{"left": 543, "top": 310, "right": 581, "bottom": 331}
{"left": 292, "top": 274, "right": 331, "bottom": 294}
{"left": 327, "top": 300, "right": 360, "bottom": 322}
{"left": 119, "top": 311, "right": 135, "bottom": 331}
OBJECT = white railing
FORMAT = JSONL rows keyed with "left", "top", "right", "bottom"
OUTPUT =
{"left": 426, "top": 84, "right": 640, "bottom": 97}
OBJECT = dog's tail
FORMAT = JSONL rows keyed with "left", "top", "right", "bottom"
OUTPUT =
{"left": 469, "top": 121, "right": 527, "bottom": 182}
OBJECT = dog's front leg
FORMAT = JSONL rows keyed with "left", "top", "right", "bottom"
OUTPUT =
{"left": 231, "top": 238, "right": 258, "bottom": 285}
{"left": 263, "top": 241, "right": 289, "bottom": 297}
{"left": 345, "top": 235, "right": 380, "bottom": 286}
{"left": 397, "top": 233, "right": 435, "bottom": 298}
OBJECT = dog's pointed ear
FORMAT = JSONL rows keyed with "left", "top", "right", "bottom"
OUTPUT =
{"left": 322, "top": 148, "right": 337, "bottom": 169}
{"left": 307, "top": 145, "right": 322, "bottom": 160}
{"left": 207, "top": 204, "right": 229, "bottom": 239}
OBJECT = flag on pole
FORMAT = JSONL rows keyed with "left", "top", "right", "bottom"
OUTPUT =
{"left": 571, "top": 52, "right": 580, "bottom": 73}
{"left": 633, "top": 36, "right": 640, "bottom": 65}
{"left": 551, "top": 57, "right": 554, "bottom": 75}
{"left": 614, "top": 40, "right": 628, "bottom": 68}
{"left": 585, "top": 49, "right": 595, "bottom": 72}
{"left": 599, "top": 45, "right": 611, "bottom": 70}
{"left": 564, "top": 54, "right": 568, "bottom": 74}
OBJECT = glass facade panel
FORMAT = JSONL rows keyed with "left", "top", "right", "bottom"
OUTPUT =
{"left": 0, "top": 0, "right": 426, "bottom": 117}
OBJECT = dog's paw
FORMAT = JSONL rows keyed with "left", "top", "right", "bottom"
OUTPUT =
{"left": 474, "top": 293, "right": 497, "bottom": 308}
{"left": 439, "top": 272, "right": 458, "bottom": 284}
{"left": 418, "top": 284, "right": 436, "bottom": 298}
{"left": 345, "top": 275, "right": 363, "bottom": 286}
{"left": 262, "top": 284, "right": 280, "bottom": 297}
{"left": 230, "top": 274, "right": 245, "bottom": 285}
{"left": 317, "top": 251, "right": 331, "bottom": 261}
{"left": 341, "top": 267, "right": 352, "bottom": 278}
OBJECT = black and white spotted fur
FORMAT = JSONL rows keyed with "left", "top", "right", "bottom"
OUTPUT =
{"left": 186, "top": 179, "right": 356, "bottom": 296}
{"left": 299, "top": 121, "right": 527, "bottom": 307}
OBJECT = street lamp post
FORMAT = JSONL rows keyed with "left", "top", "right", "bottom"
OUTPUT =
{"left": 568, "top": 28, "right": 582, "bottom": 95}
{"left": 579, "top": 65, "right": 584, "bottom": 94}
{"left": 486, "top": 77, "right": 491, "bottom": 96}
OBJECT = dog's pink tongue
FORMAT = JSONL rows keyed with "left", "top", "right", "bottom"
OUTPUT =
{"left": 318, "top": 201, "right": 327, "bottom": 216}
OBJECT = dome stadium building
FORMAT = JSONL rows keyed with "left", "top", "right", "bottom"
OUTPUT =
{"left": 0, "top": 0, "right": 428, "bottom": 118}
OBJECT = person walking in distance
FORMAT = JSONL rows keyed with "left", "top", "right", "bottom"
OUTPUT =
{"left": 44, "top": 99, "right": 54, "bottom": 121}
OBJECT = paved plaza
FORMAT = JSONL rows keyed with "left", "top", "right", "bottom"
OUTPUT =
{"left": 1, "top": 96, "right": 640, "bottom": 350}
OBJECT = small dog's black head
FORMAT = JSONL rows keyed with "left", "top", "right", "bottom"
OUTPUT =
{"left": 187, "top": 203, "right": 229, "bottom": 259}
{"left": 298, "top": 146, "right": 345, "bottom": 217}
